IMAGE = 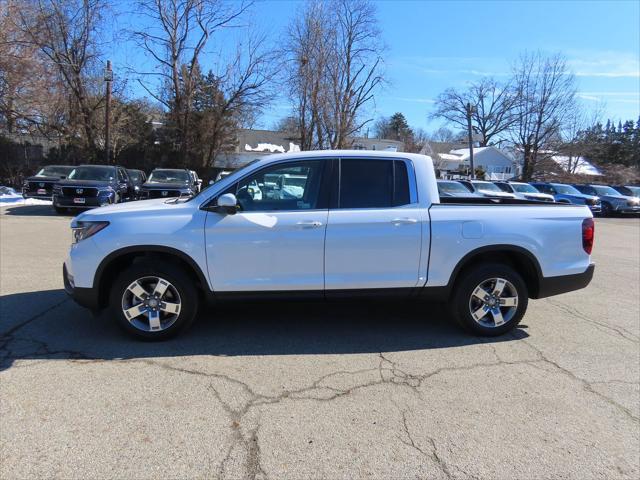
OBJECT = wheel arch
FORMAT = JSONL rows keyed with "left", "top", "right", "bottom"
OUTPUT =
{"left": 94, "top": 246, "right": 210, "bottom": 308}
{"left": 446, "top": 245, "right": 543, "bottom": 299}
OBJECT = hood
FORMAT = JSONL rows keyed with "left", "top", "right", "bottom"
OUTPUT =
{"left": 57, "top": 179, "right": 115, "bottom": 188}
{"left": 74, "top": 198, "right": 189, "bottom": 220}
{"left": 142, "top": 182, "right": 192, "bottom": 190}
{"left": 440, "top": 191, "right": 481, "bottom": 198}
{"left": 26, "top": 175, "right": 65, "bottom": 182}
{"left": 477, "top": 189, "right": 515, "bottom": 198}
{"left": 598, "top": 194, "right": 634, "bottom": 203}
{"left": 560, "top": 192, "right": 599, "bottom": 201}
{"left": 521, "top": 192, "right": 555, "bottom": 200}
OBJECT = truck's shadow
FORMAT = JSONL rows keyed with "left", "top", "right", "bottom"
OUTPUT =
{"left": 0, "top": 289, "right": 529, "bottom": 371}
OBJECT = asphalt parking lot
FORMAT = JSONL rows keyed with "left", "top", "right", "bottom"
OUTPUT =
{"left": 1, "top": 204, "right": 639, "bottom": 479}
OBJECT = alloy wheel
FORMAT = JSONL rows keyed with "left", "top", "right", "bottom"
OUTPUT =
{"left": 121, "top": 276, "right": 182, "bottom": 332}
{"left": 468, "top": 277, "right": 519, "bottom": 328}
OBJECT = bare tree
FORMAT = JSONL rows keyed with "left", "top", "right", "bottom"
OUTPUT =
{"left": 284, "top": 0, "right": 332, "bottom": 150}
{"left": 431, "top": 77, "right": 518, "bottom": 147}
{"left": 554, "top": 103, "right": 604, "bottom": 174}
{"left": 14, "top": 0, "right": 106, "bottom": 152}
{"left": 133, "top": 0, "right": 257, "bottom": 165}
{"left": 511, "top": 52, "right": 577, "bottom": 180}
{"left": 284, "top": 0, "right": 384, "bottom": 150}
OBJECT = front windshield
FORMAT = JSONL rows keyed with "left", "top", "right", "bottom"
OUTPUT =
{"left": 68, "top": 166, "right": 115, "bottom": 181}
{"left": 593, "top": 186, "right": 620, "bottom": 196}
{"left": 438, "top": 181, "right": 469, "bottom": 194}
{"left": 552, "top": 184, "right": 581, "bottom": 195}
{"left": 148, "top": 170, "right": 190, "bottom": 183}
{"left": 127, "top": 170, "right": 142, "bottom": 182}
{"left": 472, "top": 181, "right": 501, "bottom": 192}
{"left": 36, "top": 166, "right": 73, "bottom": 177}
{"left": 512, "top": 183, "right": 539, "bottom": 193}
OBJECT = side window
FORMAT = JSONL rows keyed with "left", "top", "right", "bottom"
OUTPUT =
{"left": 118, "top": 169, "right": 127, "bottom": 182}
{"left": 231, "top": 160, "right": 324, "bottom": 212}
{"left": 338, "top": 159, "right": 411, "bottom": 209}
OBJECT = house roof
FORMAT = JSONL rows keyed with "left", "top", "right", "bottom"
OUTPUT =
{"left": 550, "top": 155, "right": 602, "bottom": 176}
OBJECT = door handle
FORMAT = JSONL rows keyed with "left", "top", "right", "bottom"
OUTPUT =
{"left": 296, "top": 221, "right": 323, "bottom": 228}
{"left": 391, "top": 218, "right": 418, "bottom": 225}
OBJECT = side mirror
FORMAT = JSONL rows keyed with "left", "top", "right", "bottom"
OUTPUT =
{"left": 214, "top": 193, "right": 238, "bottom": 215}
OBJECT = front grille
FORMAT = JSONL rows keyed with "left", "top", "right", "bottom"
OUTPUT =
{"left": 27, "top": 181, "right": 55, "bottom": 194}
{"left": 61, "top": 187, "right": 98, "bottom": 198}
{"left": 145, "top": 189, "right": 180, "bottom": 198}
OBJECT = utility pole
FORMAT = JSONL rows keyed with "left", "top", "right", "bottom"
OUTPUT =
{"left": 465, "top": 102, "right": 475, "bottom": 179}
{"left": 104, "top": 60, "right": 113, "bottom": 163}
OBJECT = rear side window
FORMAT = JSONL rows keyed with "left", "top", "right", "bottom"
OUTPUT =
{"left": 338, "top": 159, "right": 411, "bottom": 209}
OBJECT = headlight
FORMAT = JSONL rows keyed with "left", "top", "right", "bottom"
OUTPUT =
{"left": 134, "top": 185, "right": 140, "bottom": 191}
{"left": 71, "top": 221, "right": 109, "bottom": 243}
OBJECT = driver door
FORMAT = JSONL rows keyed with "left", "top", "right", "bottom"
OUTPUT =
{"left": 204, "top": 159, "right": 330, "bottom": 292}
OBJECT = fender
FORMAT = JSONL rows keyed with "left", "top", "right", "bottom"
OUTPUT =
{"left": 421, "top": 244, "right": 543, "bottom": 300}
{"left": 94, "top": 245, "right": 210, "bottom": 292}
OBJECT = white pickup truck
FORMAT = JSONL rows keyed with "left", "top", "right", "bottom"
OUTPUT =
{"left": 64, "top": 151, "right": 595, "bottom": 340}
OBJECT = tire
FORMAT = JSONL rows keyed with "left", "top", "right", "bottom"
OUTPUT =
{"left": 109, "top": 260, "right": 199, "bottom": 340}
{"left": 449, "top": 263, "right": 528, "bottom": 336}
{"left": 601, "top": 202, "right": 612, "bottom": 217}
{"left": 54, "top": 206, "right": 67, "bottom": 214}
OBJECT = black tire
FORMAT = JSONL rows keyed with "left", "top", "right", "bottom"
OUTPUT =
{"left": 54, "top": 206, "right": 67, "bottom": 214}
{"left": 109, "top": 260, "right": 199, "bottom": 340}
{"left": 600, "top": 202, "right": 612, "bottom": 217}
{"left": 449, "top": 263, "right": 528, "bottom": 336}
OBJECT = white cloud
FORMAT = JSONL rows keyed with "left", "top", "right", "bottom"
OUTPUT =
{"left": 567, "top": 51, "right": 640, "bottom": 78}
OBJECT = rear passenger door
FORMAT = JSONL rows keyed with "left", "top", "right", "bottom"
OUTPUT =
{"left": 324, "top": 157, "right": 423, "bottom": 291}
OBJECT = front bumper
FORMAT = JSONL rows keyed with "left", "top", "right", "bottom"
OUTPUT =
{"left": 22, "top": 192, "right": 53, "bottom": 200}
{"left": 614, "top": 204, "right": 640, "bottom": 214}
{"left": 534, "top": 263, "right": 595, "bottom": 298}
{"left": 587, "top": 204, "right": 601, "bottom": 214}
{"left": 64, "top": 263, "right": 100, "bottom": 310}
{"left": 54, "top": 195, "right": 113, "bottom": 209}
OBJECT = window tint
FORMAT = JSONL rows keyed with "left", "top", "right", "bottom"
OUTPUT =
{"left": 232, "top": 160, "right": 324, "bottom": 212}
{"left": 339, "top": 159, "right": 411, "bottom": 209}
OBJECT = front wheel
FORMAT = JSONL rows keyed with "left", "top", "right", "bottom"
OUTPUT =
{"left": 449, "top": 263, "right": 528, "bottom": 336}
{"left": 109, "top": 261, "right": 199, "bottom": 340}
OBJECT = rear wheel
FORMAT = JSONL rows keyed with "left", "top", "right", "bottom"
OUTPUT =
{"left": 109, "top": 261, "right": 199, "bottom": 340}
{"left": 450, "top": 263, "right": 528, "bottom": 336}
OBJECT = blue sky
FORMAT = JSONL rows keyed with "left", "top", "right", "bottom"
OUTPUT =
{"left": 109, "top": 0, "right": 640, "bottom": 132}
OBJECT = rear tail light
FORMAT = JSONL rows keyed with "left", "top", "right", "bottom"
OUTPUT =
{"left": 582, "top": 218, "right": 595, "bottom": 255}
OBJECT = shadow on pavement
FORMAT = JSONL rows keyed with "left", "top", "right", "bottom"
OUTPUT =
{"left": 1, "top": 204, "right": 68, "bottom": 217}
{"left": 0, "top": 289, "right": 529, "bottom": 371}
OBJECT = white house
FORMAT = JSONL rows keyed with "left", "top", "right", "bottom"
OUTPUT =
{"left": 425, "top": 143, "right": 518, "bottom": 180}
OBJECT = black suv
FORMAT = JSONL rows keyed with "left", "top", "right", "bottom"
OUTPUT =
{"left": 140, "top": 168, "right": 198, "bottom": 199}
{"left": 22, "top": 165, "right": 75, "bottom": 200}
{"left": 52, "top": 165, "right": 134, "bottom": 214}
{"left": 126, "top": 169, "right": 147, "bottom": 199}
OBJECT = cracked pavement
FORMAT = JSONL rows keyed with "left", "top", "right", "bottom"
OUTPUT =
{"left": 1, "top": 205, "right": 639, "bottom": 479}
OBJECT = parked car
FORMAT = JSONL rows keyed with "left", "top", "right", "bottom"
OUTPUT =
{"left": 571, "top": 184, "right": 640, "bottom": 216}
{"left": 437, "top": 180, "right": 482, "bottom": 198}
{"left": 22, "top": 165, "right": 75, "bottom": 200}
{"left": 530, "top": 182, "right": 602, "bottom": 214}
{"left": 140, "top": 169, "right": 198, "bottom": 199}
{"left": 52, "top": 165, "right": 134, "bottom": 214}
{"left": 126, "top": 169, "right": 147, "bottom": 199}
{"left": 493, "top": 181, "right": 555, "bottom": 202}
{"left": 611, "top": 185, "right": 640, "bottom": 197}
{"left": 64, "top": 151, "right": 595, "bottom": 340}
{"left": 458, "top": 180, "right": 517, "bottom": 199}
